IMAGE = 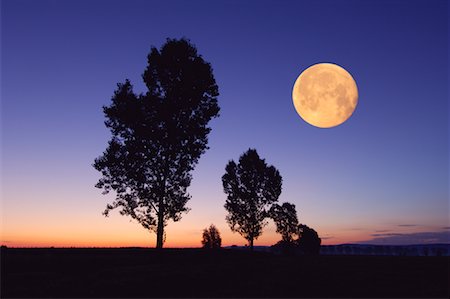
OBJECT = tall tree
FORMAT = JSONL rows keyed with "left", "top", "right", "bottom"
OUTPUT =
{"left": 222, "top": 149, "right": 282, "bottom": 250}
{"left": 269, "top": 202, "right": 299, "bottom": 242}
{"left": 93, "top": 38, "right": 220, "bottom": 248}
{"left": 201, "top": 224, "right": 222, "bottom": 249}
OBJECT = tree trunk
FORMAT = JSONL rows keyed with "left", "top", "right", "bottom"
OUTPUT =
{"left": 156, "top": 165, "right": 168, "bottom": 249}
{"left": 249, "top": 237, "right": 254, "bottom": 251}
{"left": 156, "top": 196, "right": 165, "bottom": 249}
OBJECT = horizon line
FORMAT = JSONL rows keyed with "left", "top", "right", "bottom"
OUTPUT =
{"left": 3, "top": 243, "right": 450, "bottom": 249}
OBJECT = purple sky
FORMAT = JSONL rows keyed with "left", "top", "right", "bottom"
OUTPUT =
{"left": 1, "top": 0, "right": 448, "bottom": 247}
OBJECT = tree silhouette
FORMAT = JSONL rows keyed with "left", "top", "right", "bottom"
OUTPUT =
{"left": 93, "top": 38, "right": 220, "bottom": 248}
{"left": 270, "top": 202, "right": 299, "bottom": 242}
{"left": 222, "top": 149, "right": 282, "bottom": 250}
{"left": 201, "top": 224, "right": 222, "bottom": 249}
{"left": 296, "top": 224, "right": 321, "bottom": 255}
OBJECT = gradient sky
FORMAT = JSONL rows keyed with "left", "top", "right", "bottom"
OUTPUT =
{"left": 1, "top": 0, "right": 449, "bottom": 247}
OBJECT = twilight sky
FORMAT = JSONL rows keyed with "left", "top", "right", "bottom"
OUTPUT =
{"left": 1, "top": 0, "right": 449, "bottom": 247}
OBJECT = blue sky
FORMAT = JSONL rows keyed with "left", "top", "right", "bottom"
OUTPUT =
{"left": 1, "top": 0, "right": 448, "bottom": 246}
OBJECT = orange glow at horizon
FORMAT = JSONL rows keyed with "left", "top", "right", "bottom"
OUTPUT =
{"left": 3, "top": 190, "right": 448, "bottom": 248}
{"left": 2, "top": 219, "right": 439, "bottom": 248}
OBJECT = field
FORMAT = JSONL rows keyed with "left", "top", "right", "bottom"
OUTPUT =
{"left": 1, "top": 247, "right": 448, "bottom": 298}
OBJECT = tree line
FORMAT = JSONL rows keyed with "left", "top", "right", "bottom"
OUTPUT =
{"left": 94, "top": 38, "right": 320, "bottom": 254}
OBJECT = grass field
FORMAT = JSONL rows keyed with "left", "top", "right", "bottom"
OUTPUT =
{"left": 1, "top": 247, "right": 448, "bottom": 298}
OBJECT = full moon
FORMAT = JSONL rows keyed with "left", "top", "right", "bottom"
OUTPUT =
{"left": 292, "top": 63, "right": 358, "bottom": 128}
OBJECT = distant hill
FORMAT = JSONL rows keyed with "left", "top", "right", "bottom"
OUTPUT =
{"left": 320, "top": 243, "right": 450, "bottom": 256}
{"left": 225, "top": 243, "right": 450, "bottom": 256}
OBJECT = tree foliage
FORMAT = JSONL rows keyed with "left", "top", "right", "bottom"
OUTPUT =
{"left": 296, "top": 224, "right": 322, "bottom": 255}
{"left": 270, "top": 202, "right": 299, "bottom": 242}
{"left": 222, "top": 149, "right": 282, "bottom": 250}
{"left": 93, "top": 38, "right": 220, "bottom": 248}
{"left": 201, "top": 224, "right": 222, "bottom": 249}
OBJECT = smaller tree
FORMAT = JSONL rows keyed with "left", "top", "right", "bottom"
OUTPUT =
{"left": 201, "top": 224, "right": 222, "bottom": 249}
{"left": 269, "top": 202, "right": 299, "bottom": 242}
{"left": 296, "top": 224, "right": 321, "bottom": 255}
{"left": 222, "top": 149, "right": 283, "bottom": 250}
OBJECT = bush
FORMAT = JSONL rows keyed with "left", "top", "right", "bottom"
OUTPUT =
{"left": 271, "top": 224, "right": 322, "bottom": 256}
{"left": 201, "top": 224, "right": 222, "bottom": 249}
{"left": 296, "top": 224, "right": 321, "bottom": 255}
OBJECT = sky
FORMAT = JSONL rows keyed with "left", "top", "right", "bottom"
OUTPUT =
{"left": 1, "top": 0, "right": 448, "bottom": 247}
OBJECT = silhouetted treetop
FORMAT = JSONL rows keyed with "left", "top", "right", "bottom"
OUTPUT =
{"left": 222, "top": 148, "right": 282, "bottom": 250}
{"left": 143, "top": 40, "right": 218, "bottom": 104}
{"left": 94, "top": 38, "right": 220, "bottom": 248}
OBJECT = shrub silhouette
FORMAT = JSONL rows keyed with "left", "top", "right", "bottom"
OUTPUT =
{"left": 296, "top": 224, "right": 322, "bottom": 255}
{"left": 201, "top": 224, "right": 222, "bottom": 249}
{"left": 93, "top": 38, "right": 220, "bottom": 248}
{"left": 222, "top": 148, "right": 282, "bottom": 250}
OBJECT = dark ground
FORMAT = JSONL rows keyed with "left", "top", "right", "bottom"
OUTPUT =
{"left": 1, "top": 247, "right": 449, "bottom": 298}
